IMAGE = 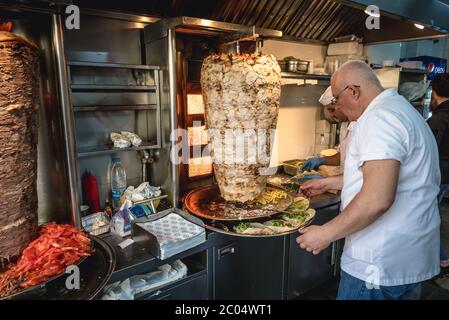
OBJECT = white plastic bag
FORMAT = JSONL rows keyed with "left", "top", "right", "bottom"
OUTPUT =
{"left": 110, "top": 132, "right": 131, "bottom": 148}
{"left": 399, "top": 80, "right": 431, "bottom": 102}
{"left": 121, "top": 131, "right": 142, "bottom": 147}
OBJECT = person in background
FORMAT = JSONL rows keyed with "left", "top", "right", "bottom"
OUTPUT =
{"left": 298, "top": 60, "right": 441, "bottom": 300}
{"left": 300, "top": 86, "right": 352, "bottom": 174}
{"left": 427, "top": 73, "right": 449, "bottom": 270}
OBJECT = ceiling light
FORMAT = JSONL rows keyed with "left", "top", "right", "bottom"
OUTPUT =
{"left": 414, "top": 23, "right": 425, "bottom": 30}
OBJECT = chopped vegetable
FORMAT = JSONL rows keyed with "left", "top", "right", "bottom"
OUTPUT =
{"left": 286, "top": 212, "right": 307, "bottom": 223}
{"left": 269, "top": 219, "right": 286, "bottom": 227}
{"left": 288, "top": 197, "right": 310, "bottom": 213}
{"left": 234, "top": 222, "right": 250, "bottom": 233}
{"left": 0, "top": 223, "right": 92, "bottom": 298}
{"left": 281, "top": 182, "right": 300, "bottom": 194}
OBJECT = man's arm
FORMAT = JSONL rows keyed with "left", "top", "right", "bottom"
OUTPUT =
{"left": 300, "top": 175, "right": 343, "bottom": 197}
{"left": 297, "top": 159, "right": 400, "bottom": 254}
{"left": 323, "top": 152, "right": 341, "bottom": 166}
{"left": 323, "top": 159, "right": 399, "bottom": 241}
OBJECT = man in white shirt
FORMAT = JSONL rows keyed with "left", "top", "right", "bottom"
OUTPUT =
{"left": 301, "top": 86, "right": 353, "bottom": 176}
{"left": 298, "top": 61, "right": 441, "bottom": 300}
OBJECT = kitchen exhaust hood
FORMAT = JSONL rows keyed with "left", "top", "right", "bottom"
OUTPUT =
{"left": 346, "top": 0, "right": 449, "bottom": 33}
{"left": 11, "top": 0, "right": 449, "bottom": 44}
{"left": 143, "top": 16, "right": 282, "bottom": 43}
{"left": 342, "top": 0, "right": 449, "bottom": 43}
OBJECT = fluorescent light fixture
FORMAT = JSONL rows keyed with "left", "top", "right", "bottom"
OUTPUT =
{"left": 414, "top": 23, "right": 425, "bottom": 29}
{"left": 364, "top": 8, "right": 380, "bottom": 18}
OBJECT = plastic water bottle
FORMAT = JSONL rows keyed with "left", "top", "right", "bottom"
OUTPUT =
{"left": 111, "top": 157, "right": 127, "bottom": 211}
{"left": 423, "top": 86, "right": 433, "bottom": 120}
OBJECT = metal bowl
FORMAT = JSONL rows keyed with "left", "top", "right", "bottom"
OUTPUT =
{"left": 296, "top": 60, "right": 309, "bottom": 73}
{"left": 281, "top": 57, "right": 309, "bottom": 73}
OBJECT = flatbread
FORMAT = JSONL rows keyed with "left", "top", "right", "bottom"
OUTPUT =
{"left": 282, "top": 208, "right": 316, "bottom": 227}
{"left": 289, "top": 197, "right": 310, "bottom": 212}
{"left": 263, "top": 220, "right": 298, "bottom": 233}
{"left": 236, "top": 222, "right": 275, "bottom": 235}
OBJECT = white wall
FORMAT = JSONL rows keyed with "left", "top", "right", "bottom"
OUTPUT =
{"left": 263, "top": 40, "right": 327, "bottom": 166}
{"left": 402, "top": 38, "right": 449, "bottom": 60}
{"left": 263, "top": 39, "right": 327, "bottom": 65}
{"left": 364, "top": 43, "right": 403, "bottom": 65}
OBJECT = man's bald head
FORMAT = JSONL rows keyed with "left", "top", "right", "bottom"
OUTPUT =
{"left": 330, "top": 60, "right": 384, "bottom": 121}
{"left": 332, "top": 60, "right": 382, "bottom": 91}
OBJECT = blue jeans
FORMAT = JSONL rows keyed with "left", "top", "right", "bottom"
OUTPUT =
{"left": 439, "top": 184, "right": 449, "bottom": 262}
{"left": 337, "top": 271, "right": 419, "bottom": 300}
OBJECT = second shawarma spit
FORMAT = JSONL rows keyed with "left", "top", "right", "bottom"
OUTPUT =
{"left": 0, "top": 31, "right": 40, "bottom": 263}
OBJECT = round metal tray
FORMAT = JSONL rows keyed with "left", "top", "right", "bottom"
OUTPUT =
{"left": 1, "top": 236, "right": 115, "bottom": 300}
{"left": 184, "top": 185, "right": 293, "bottom": 221}
{"left": 201, "top": 211, "right": 315, "bottom": 238}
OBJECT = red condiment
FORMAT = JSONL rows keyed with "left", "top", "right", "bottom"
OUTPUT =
{"left": 82, "top": 170, "right": 100, "bottom": 214}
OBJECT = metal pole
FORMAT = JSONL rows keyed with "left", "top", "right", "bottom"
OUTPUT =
{"left": 51, "top": 14, "right": 81, "bottom": 227}
{"left": 167, "top": 28, "right": 179, "bottom": 208}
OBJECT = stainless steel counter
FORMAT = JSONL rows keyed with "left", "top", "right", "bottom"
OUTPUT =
{"left": 102, "top": 192, "right": 341, "bottom": 289}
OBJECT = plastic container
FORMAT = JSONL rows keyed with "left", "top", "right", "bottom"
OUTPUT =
{"left": 81, "top": 212, "right": 110, "bottom": 236}
{"left": 315, "top": 133, "right": 331, "bottom": 146}
{"left": 80, "top": 205, "right": 90, "bottom": 217}
{"left": 111, "top": 157, "right": 127, "bottom": 210}
{"left": 283, "top": 159, "right": 305, "bottom": 176}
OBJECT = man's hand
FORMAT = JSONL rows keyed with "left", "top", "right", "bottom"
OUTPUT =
{"left": 297, "top": 174, "right": 324, "bottom": 184}
{"left": 300, "top": 157, "right": 326, "bottom": 172}
{"left": 300, "top": 176, "right": 342, "bottom": 197}
{"left": 296, "top": 225, "right": 332, "bottom": 255}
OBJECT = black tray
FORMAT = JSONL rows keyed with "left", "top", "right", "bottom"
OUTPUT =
{"left": 2, "top": 236, "right": 115, "bottom": 300}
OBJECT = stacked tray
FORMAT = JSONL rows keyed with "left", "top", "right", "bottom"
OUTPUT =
{"left": 183, "top": 185, "right": 315, "bottom": 238}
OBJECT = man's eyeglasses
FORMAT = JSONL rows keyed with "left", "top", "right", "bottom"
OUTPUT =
{"left": 331, "top": 85, "right": 360, "bottom": 105}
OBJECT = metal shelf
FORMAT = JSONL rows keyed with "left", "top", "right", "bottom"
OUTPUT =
{"left": 281, "top": 72, "right": 331, "bottom": 80}
{"left": 400, "top": 67, "right": 429, "bottom": 74}
{"left": 71, "top": 84, "right": 157, "bottom": 91}
{"left": 67, "top": 61, "right": 160, "bottom": 70}
{"left": 374, "top": 67, "right": 429, "bottom": 74}
{"left": 77, "top": 142, "right": 160, "bottom": 158}
{"left": 399, "top": 67, "right": 428, "bottom": 74}
{"left": 73, "top": 104, "right": 158, "bottom": 112}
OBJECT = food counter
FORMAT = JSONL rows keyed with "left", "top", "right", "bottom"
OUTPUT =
{"left": 102, "top": 192, "right": 341, "bottom": 300}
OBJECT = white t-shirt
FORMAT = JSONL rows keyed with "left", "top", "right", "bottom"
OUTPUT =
{"left": 339, "top": 121, "right": 354, "bottom": 168}
{"left": 341, "top": 88, "right": 441, "bottom": 286}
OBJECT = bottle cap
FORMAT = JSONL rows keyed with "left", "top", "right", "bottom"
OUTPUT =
{"left": 112, "top": 157, "right": 121, "bottom": 163}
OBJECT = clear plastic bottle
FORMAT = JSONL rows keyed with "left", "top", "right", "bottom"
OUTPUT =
{"left": 110, "top": 157, "right": 127, "bottom": 211}
{"left": 423, "top": 85, "right": 433, "bottom": 120}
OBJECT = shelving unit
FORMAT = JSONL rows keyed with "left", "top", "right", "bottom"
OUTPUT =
{"left": 68, "top": 61, "right": 162, "bottom": 156}
{"left": 73, "top": 104, "right": 158, "bottom": 112}
{"left": 374, "top": 67, "right": 428, "bottom": 90}
{"left": 66, "top": 59, "right": 163, "bottom": 212}
{"left": 71, "top": 84, "right": 158, "bottom": 91}
{"left": 77, "top": 142, "right": 160, "bottom": 158}
{"left": 281, "top": 72, "right": 331, "bottom": 81}
{"left": 67, "top": 61, "right": 159, "bottom": 70}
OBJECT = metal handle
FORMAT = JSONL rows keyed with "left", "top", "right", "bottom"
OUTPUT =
{"left": 218, "top": 244, "right": 236, "bottom": 260}
{"left": 147, "top": 289, "right": 163, "bottom": 299}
